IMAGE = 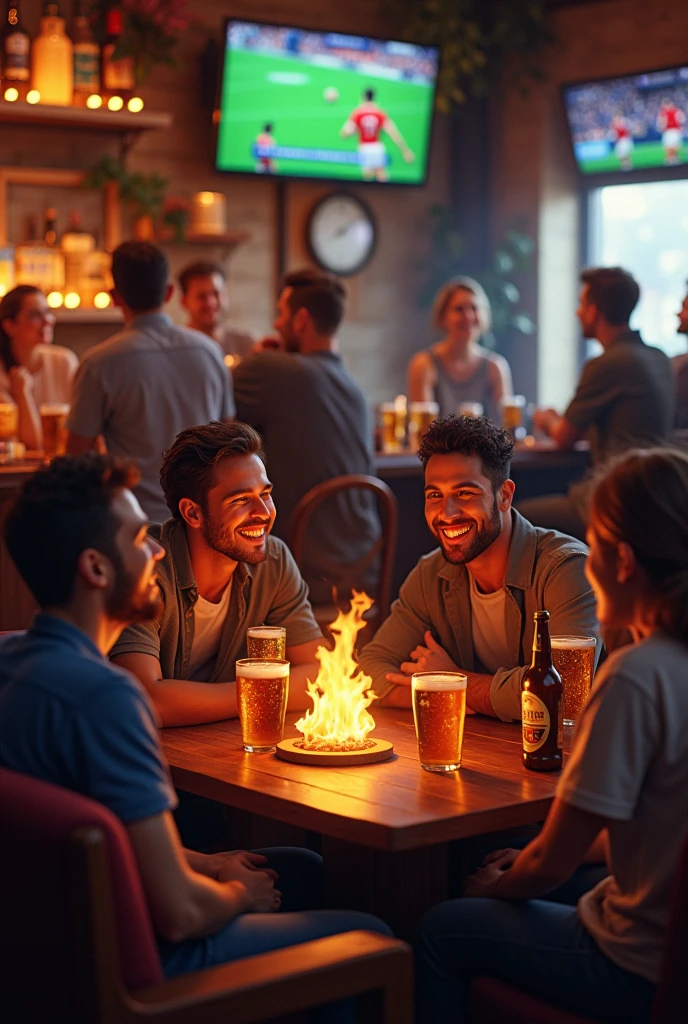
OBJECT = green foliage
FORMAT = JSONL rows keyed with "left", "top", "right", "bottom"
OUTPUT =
{"left": 390, "top": 0, "right": 553, "bottom": 110}
{"left": 90, "top": 1, "right": 197, "bottom": 85}
{"left": 418, "top": 204, "right": 536, "bottom": 347}
{"left": 83, "top": 158, "right": 168, "bottom": 217}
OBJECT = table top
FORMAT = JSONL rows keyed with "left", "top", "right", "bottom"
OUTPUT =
{"left": 161, "top": 709, "right": 560, "bottom": 853}
{"left": 375, "top": 440, "right": 590, "bottom": 477}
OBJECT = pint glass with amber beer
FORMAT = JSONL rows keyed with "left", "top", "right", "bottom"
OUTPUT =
{"left": 412, "top": 671, "right": 467, "bottom": 772}
{"left": 408, "top": 401, "right": 439, "bottom": 452}
{"left": 39, "top": 402, "right": 70, "bottom": 457}
{"left": 551, "top": 636, "right": 596, "bottom": 727}
{"left": 236, "top": 658, "right": 289, "bottom": 753}
{"left": 247, "top": 625, "right": 287, "bottom": 660}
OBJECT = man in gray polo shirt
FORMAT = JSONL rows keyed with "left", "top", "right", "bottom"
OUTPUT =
{"left": 67, "top": 242, "right": 234, "bottom": 523}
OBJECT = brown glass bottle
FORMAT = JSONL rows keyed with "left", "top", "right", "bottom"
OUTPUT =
{"left": 1, "top": 1, "right": 31, "bottom": 87}
{"left": 522, "top": 610, "right": 563, "bottom": 772}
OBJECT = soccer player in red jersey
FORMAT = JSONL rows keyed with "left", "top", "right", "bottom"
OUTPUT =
{"left": 608, "top": 112, "right": 633, "bottom": 171}
{"left": 254, "top": 123, "right": 277, "bottom": 174}
{"left": 340, "top": 88, "right": 415, "bottom": 181}
{"left": 657, "top": 98, "right": 685, "bottom": 166}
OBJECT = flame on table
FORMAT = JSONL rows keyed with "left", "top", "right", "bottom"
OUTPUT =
{"left": 295, "top": 592, "right": 377, "bottom": 751}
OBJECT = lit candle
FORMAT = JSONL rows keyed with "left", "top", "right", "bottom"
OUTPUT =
{"left": 190, "top": 191, "right": 227, "bottom": 236}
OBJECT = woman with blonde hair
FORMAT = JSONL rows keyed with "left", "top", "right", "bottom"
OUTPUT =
{"left": 407, "top": 276, "right": 512, "bottom": 422}
{"left": 0, "top": 285, "right": 78, "bottom": 450}
{"left": 416, "top": 446, "right": 688, "bottom": 1023}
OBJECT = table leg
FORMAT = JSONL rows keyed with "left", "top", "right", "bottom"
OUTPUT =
{"left": 321, "top": 836, "right": 450, "bottom": 940}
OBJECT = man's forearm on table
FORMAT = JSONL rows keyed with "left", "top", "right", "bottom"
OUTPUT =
{"left": 152, "top": 678, "right": 238, "bottom": 727}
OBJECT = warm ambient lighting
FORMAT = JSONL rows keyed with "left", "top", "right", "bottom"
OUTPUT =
{"left": 63, "top": 292, "right": 81, "bottom": 309}
{"left": 93, "top": 291, "right": 111, "bottom": 309}
{"left": 0, "top": 284, "right": 7, "bottom": 298}
{"left": 198, "top": 191, "right": 215, "bottom": 205}
{"left": 86, "top": 93, "right": 102, "bottom": 109}
{"left": 46, "top": 291, "right": 64, "bottom": 308}
{"left": 107, "top": 95, "right": 124, "bottom": 111}
{"left": 26, "top": 90, "right": 40, "bottom": 104}
{"left": 127, "top": 96, "right": 144, "bottom": 113}
{"left": 3, "top": 87, "right": 19, "bottom": 102}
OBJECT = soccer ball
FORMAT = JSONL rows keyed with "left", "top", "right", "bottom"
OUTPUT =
{"left": 323, "top": 87, "right": 339, "bottom": 104}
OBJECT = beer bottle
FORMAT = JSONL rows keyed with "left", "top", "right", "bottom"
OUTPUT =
{"left": 522, "top": 609, "right": 563, "bottom": 772}
{"left": 2, "top": 2, "right": 31, "bottom": 92}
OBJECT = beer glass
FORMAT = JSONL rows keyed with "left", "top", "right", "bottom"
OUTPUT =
{"left": 501, "top": 395, "right": 526, "bottom": 439}
{"left": 246, "top": 625, "right": 286, "bottom": 660}
{"left": 551, "top": 636, "right": 596, "bottom": 727}
{"left": 39, "top": 402, "right": 70, "bottom": 457}
{"left": 379, "top": 396, "right": 407, "bottom": 452}
{"left": 0, "top": 401, "right": 18, "bottom": 463}
{"left": 408, "top": 400, "right": 439, "bottom": 452}
{"left": 457, "top": 401, "right": 483, "bottom": 418}
{"left": 235, "top": 658, "right": 289, "bottom": 753}
{"left": 412, "top": 671, "right": 467, "bottom": 772}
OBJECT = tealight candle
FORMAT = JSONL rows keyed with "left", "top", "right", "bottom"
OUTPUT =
{"left": 189, "top": 191, "right": 227, "bottom": 236}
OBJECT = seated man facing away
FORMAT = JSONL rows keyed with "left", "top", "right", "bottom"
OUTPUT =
{"left": 111, "top": 420, "right": 323, "bottom": 727}
{"left": 359, "top": 415, "right": 600, "bottom": 721}
{"left": 0, "top": 454, "right": 388, "bottom": 979}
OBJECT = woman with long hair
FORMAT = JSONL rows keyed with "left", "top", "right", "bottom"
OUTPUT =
{"left": 407, "top": 276, "right": 513, "bottom": 422}
{"left": 0, "top": 285, "right": 78, "bottom": 450}
{"left": 416, "top": 447, "right": 688, "bottom": 1023}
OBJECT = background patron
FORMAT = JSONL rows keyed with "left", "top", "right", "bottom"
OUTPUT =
{"left": 178, "top": 260, "right": 254, "bottom": 364}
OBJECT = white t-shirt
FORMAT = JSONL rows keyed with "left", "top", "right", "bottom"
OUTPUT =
{"left": 468, "top": 573, "right": 511, "bottom": 675}
{"left": 188, "top": 582, "right": 232, "bottom": 682}
{"left": 557, "top": 634, "right": 688, "bottom": 983}
{"left": 0, "top": 344, "right": 78, "bottom": 406}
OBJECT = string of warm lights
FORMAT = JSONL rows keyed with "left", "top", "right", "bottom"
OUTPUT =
{"left": 2, "top": 92, "right": 144, "bottom": 112}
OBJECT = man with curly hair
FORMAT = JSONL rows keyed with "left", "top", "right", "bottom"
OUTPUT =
{"left": 359, "top": 415, "right": 601, "bottom": 721}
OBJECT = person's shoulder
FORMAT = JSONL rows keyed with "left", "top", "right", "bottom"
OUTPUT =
{"left": 604, "top": 634, "right": 688, "bottom": 681}
{"left": 39, "top": 343, "right": 78, "bottom": 369}
{"left": 235, "top": 349, "right": 297, "bottom": 378}
{"left": 413, "top": 547, "right": 447, "bottom": 579}
{"left": 77, "top": 324, "right": 137, "bottom": 367}
{"left": 260, "top": 535, "right": 297, "bottom": 572}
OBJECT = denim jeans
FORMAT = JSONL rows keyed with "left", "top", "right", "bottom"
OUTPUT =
{"left": 415, "top": 897, "right": 656, "bottom": 1023}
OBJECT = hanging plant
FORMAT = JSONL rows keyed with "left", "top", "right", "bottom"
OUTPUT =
{"left": 92, "top": 0, "right": 198, "bottom": 85}
{"left": 391, "top": 0, "right": 553, "bottom": 111}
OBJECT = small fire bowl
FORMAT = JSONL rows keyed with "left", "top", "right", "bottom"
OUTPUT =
{"left": 275, "top": 737, "right": 394, "bottom": 767}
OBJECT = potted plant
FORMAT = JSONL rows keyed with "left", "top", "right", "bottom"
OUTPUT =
{"left": 83, "top": 158, "right": 168, "bottom": 241}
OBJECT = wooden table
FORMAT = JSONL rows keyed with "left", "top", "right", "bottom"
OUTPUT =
{"left": 162, "top": 709, "right": 559, "bottom": 937}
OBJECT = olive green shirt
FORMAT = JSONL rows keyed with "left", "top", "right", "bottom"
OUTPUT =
{"left": 359, "top": 510, "right": 601, "bottom": 722}
{"left": 109, "top": 519, "right": 322, "bottom": 680}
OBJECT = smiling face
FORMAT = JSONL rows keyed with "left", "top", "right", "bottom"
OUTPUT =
{"left": 424, "top": 452, "right": 510, "bottom": 565}
{"left": 441, "top": 287, "right": 485, "bottom": 345}
{"left": 106, "top": 489, "right": 165, "bottom": 623}
{"left": 2, "top": 290, "right": 55, "bottom": 356}
{"left": 181, "top": 273, "right": 228, "bottom": 334}
{"left": 198, "top": 453, "right": 276, "bottom": 564}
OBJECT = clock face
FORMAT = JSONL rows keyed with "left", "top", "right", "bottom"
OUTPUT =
{"left": 307, "top": 193, "right": 376, "bottom": 276}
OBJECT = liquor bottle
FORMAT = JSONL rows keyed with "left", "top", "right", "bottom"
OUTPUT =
{"left": 1, "top": 2, "right": 31, "bottom": 94}
{"left": 32, "top": 2, "right": 73, "bottom": 106}
{"left": 61, "top": 210, "right": 95, "bottom": 292}
{"left": 521, "top": 610, "right": 563, "bottom": 772}
{"left": 43, "top": 207, "right": 58, "bottom": 247}
{"left": 72, "top": 1, "right": 99, "bottom": 104}
{"left": 101, "top": 4, "right": 134, "bottom": 100}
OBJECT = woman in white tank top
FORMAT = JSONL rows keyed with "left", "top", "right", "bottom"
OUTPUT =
{"left": 0, "top": 285, "right": 78, "bottom": 450}
{"left": 408, "top": 276, "right": 513, "bottom": 423}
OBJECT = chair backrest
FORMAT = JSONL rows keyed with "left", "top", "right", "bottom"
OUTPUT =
{"left": 653, "top": 827, "right": 688, "bottom": 1021}
{"left": 288, "top": 473, "right": 398, "bottom": 623}
{"left": 0, "top": 767, "right": 163, "bottom": 1021}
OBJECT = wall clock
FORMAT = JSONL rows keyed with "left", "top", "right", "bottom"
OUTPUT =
{"left": 306, "top": 192, "right": 377, "bottom": 276}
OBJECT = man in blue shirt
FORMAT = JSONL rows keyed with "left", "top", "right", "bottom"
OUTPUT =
{"left": 0, "top": 453, "right": 388, "bottom": 978}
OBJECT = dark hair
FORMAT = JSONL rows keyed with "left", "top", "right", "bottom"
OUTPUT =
{"left": 4, "top": 453, "right": 140, "bottom": 606}
{"left": 281, "top": 268, "right": 346, "bottom": 335}
{"left": 418, "top": 414, "right": 514, "bottom": 490}
{"left": 160, "top": 420, "right": 265, "bottom": 520}
{"left": 111, "top": 241, "right": 169, "bottom": 312}
{"left": 364, "top": 88, "right": 375, "bottom": 101}
{"left": 590, "top": 447, "right": 688, "bottom": 645}
{"left": 177, "top": 260, "right": 226, "bottom": 296}
{"left": 263, "top": 122, "right": 273, "bottom": 133}
{"left": 580, "top": 267, "right": 640, "bottom": 325}
{"left": 0, "top": 285, "right": 42, "bottom": 371}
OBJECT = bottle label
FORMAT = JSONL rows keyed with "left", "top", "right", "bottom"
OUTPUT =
{"left": 522, "top": 691, "right": 550, "bottom": 752}
{"left": 4, "top": 34, "right": 29, "bottom": 56}
{"left": 74, "top": 48, "right": 100, "bottom": 90}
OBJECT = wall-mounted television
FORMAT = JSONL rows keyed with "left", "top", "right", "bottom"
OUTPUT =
{"left": 215, "top": 19, "right": 439, "bottom": 186}
{"left": 563, "top": 66, "right": 688, "bottom": 176}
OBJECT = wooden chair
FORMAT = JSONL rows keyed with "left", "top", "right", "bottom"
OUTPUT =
{"left": 0, "top": 767, "right": 412, "bottom": 1023}
{"left": 469, "top": 829, "right": 688, "bottom": 1024}
{"left": 288, "top": 474, "right": 398, "bottom": 639}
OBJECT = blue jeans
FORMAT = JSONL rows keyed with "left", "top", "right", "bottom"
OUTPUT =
{"left": 415, "top": 897, "right": 655, "bottom": 1023}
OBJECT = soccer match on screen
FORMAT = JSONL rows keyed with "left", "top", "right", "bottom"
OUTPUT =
{"left": 215, "top": 21, "right": 439, "bottom": 185}
{"left": 564, "top": 65, "right": 688, "bottom": 175}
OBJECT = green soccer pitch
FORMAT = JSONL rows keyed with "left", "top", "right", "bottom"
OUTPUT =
{"left": 216, "top": 49, "right": 435, "bottom": 184}
{"left": 579, "top": 139, "right": 688, "bottom": 174}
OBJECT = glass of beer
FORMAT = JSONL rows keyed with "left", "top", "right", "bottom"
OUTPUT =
{"left": 39, "top": 402, "right": 70, "bottom": 457}
{"left": 379, "top": 395, "right": 407, "bottom": 452}
{"left": 412, "top": 671, "right": 467, "bottom": 772}
{"left": 551, "top": 636, "right": 596, "bottom": 727}
{"left": 408, "top": 401, "right": 439, "bottom": 452}
{"left": 0, "top": 401, "right": 18, "bottom": 464}
{"left": 457, "top": 401, "right": 484, "bottom": 418}
{"left": 236, "top": 658, "right": 289, "bottom": 753}
{"left": 501, "top": 395, "right": 527, "bottom": 439}
{"left": 247, "top": 625, "right": 286, "bottom": 660}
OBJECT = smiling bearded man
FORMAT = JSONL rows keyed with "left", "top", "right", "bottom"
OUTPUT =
{"left": 110, "top": 421, "right": 323, "bottom": 729}
{"left": 359, "top": 415, "right": 601, "bottom": 721}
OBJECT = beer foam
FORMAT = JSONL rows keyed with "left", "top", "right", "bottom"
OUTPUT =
{"left": 413, "top": 673, "right": 467, "bottom": 692}
{"left": 39, "top": 402, "right": 70, "bottom": 415}
{"left": 551, "top": 636, "right": 596, "bottom": 649}
{"left": 236, "top": 659, "right": 289, "bottom": 679}
{"left": 248, "top": 627, "right": 285, "bottom": 639}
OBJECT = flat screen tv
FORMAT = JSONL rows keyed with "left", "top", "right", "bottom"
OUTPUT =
{"left": 215, "top": 19, "right": 440, "bottom": 185}
{"left": 563, "top": 65, "right": 688, "bottom": 176}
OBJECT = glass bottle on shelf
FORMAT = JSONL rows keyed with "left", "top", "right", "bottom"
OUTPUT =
{"left": 15, "top": 211, "right": 65, "bottom": 292}
{"left": 32, "top": 2, "right": 74, "bottom": 106}
{"left": 43, "top": 207, "right": 58, "bottom": 247}
{"left": 61, "top": 210, "right": 95, "bottom": 293}
{"left": 1, "top": 1, "right": 31, "bottom": 98}
{"left": 101, "top": 3, "right": 134, "bottom": 104}
{"left": 72, "top": 0, "right": 99, "bottom": 105}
